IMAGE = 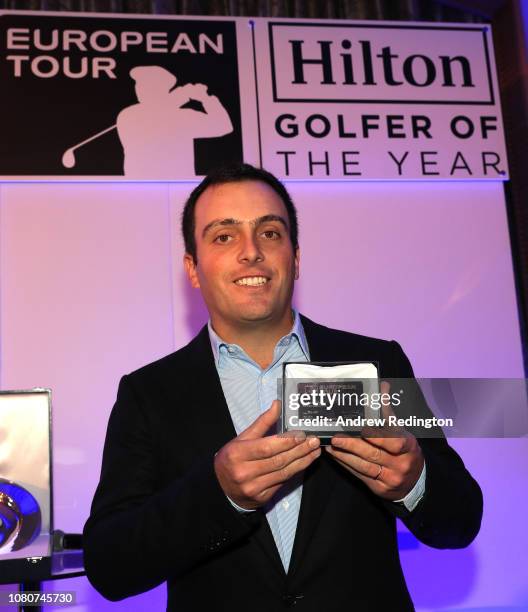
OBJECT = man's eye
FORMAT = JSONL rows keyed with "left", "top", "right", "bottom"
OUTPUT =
{"left": 214, "top": 234, "right": 232, "bottom": 243}
{"left": 262, "top": 230, "right": 280, "bottom": 239}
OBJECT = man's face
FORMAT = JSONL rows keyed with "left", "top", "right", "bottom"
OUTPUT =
{"left": 184, "top": 180, "right": 299, "bottom": 333}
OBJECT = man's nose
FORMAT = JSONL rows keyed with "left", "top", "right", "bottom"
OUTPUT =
{"left": 237, "top": 233, "right": 264, "bottom": 264}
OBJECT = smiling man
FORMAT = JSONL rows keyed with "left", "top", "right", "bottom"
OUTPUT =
{"left": 83, "top": 163, "right": 482, "bottom": 611}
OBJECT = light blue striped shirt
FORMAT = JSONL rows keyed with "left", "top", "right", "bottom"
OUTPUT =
{"left": 208, "top": 313, "right": 426, "bottom": 571}
{"left": 209, "top": 311, "right": 309, "bottom": 571}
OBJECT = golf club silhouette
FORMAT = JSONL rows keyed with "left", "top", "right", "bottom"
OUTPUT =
{"left": 62, "top": 124, "right": 116, "bottom": 168}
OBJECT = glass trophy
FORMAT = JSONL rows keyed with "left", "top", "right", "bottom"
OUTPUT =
{"left": 281, "top": 362, "right": 380, "bottom": 443}
{"left": 0, "top": 389, "right": 53, "bottom": 582}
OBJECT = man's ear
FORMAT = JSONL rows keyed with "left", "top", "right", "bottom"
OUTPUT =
{"left": 294, "top": 247, "right": 300, "bottom": 280}
{"left": 184, "top": 253, "right": 200, "bottom": 289}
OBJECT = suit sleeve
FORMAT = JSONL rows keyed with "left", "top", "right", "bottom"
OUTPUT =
{"left": 381, "top": 341, "right": 483, "bottom": 549}
{"left": 82, "top": 374, "right": 253, "bottom": 601}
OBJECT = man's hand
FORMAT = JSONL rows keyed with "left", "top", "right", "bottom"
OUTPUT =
{"left": 325, "top": 382, "right": 424, "bottom": 501}
{"left": 214, "top": 400, "right": 321, "bottom": 510}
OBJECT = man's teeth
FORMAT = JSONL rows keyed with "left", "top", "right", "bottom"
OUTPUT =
{"left": 235, "top": 276, "right": 269, "bottom": 286}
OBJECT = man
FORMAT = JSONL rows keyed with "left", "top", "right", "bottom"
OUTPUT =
{"left": 83, "top": 163, "right": 482, "bottom": 611}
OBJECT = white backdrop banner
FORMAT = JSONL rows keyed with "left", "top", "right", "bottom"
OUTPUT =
{"left": 0, "top": 11, "right": 508, "bottom": 181}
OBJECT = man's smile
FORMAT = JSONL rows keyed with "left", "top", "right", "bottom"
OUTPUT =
{"left": 233, "top": 276, "right": 270, "bottom": 287}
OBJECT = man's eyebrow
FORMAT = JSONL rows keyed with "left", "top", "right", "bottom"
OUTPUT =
{"left": 202, "top": 218, "right": 241, "bottom": 237}
{"left": 253, "top": 214, "right": 288, "bottom": 229}
{"left": 202, "top": 215, "right": 288, "bottom": 237}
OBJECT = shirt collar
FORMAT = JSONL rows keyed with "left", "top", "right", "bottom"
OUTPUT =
{"left": 208, "top": 310, "right": 310, "bottom": 367}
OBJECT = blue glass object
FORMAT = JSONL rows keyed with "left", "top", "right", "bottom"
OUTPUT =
{"left": 0, "top": 478, "right": 41, "bottom": 553}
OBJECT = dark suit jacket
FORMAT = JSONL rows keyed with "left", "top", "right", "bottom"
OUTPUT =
{"left": 83, "top": 316, "right": 483, "bottom": 611}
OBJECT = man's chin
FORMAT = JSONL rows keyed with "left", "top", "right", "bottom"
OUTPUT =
{"left": 231, "top": 304, "right": 281, "bottom": 326}
{"left": 238, "top": 310, "right": 274, "bottom": 324}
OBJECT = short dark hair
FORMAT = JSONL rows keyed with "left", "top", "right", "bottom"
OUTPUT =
{"left": 181, "top": 163, "right": 299, "bottom": 262}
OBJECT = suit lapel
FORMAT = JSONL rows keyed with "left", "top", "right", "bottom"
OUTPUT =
{"left": 187, "top": 326, "right": 237, "bottom": 453}
{"left": 187, "top": 327, "right": 286, "bottom": 580}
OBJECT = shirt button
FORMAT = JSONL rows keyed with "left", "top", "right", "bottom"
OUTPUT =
{"left": 282, "top": 500, "right": 289, "bottom": 510}
{"left": 228, "top": 347, "right": 235, "bottom": 354}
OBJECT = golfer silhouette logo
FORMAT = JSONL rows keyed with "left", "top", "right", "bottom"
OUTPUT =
{"left": 62, "top": 65, "right": 234, "bottom": 178}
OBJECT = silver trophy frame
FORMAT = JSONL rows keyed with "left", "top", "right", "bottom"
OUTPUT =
{"left": 0, "top": 389, "right": 53, "bottom": 582}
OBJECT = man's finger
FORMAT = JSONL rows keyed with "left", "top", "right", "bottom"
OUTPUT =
{"left": 360, "top": 433, "right": 412, "bottom": 455}
{"left": 330, "top": 436, "right": 390, "bottom": 465}
{"left": 326, "top": 448, "right": 388, "bottom": 489}
{"left": 326, "top": 446, "right": 382, "bottom": 479}
{"left": 232, "top": 447, "right": 320, "bottom": 505}
{"left": 238, "top": 400, "right": 281, "bottom": 441}
{"left": 256, "top": 446, "right": 321, "bottom": 491}
{"left": 247, "top": 436, "right": 320, "bottom": 476}
{"left": 241, "top": 431, "right": 308, "bottom": 461}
